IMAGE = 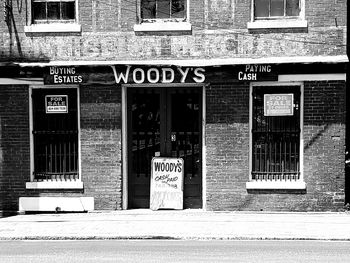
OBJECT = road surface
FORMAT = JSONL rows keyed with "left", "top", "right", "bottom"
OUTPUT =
{"left": 0, "top": 240, "right": 349, "bottom": 262}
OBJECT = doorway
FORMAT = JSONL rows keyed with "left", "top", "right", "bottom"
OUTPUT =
{"left": 127, "top": 86, "right": 203, "bottom": 209}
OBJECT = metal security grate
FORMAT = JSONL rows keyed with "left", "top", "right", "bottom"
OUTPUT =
{"left": 32, "top": 88, "right": 79, "bottom": 181}
{"left": 252, "top": 86, "right": 300, "bottom": 181}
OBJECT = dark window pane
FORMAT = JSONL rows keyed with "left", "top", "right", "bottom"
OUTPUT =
{"left": 141, "top": 0, "right": 156, "bottom": 19}
{"left": 32, "top": 89, "right": 79, "bottom": 181}
{"left": 33, "top": 2, "right": 47, "bottom": 20}
{"left": 251, "top": 86, "right": 300, "bottom": 180}
{"left": 47, "top": 2, "right": 60, "bottom": 20}
{"left": 255, "top": 0, "right": 269, "bottom": 18}
{"left": 286, "top": 0, "right": 300, "bottom": 16}
{"left": 61, "top": 2, "right": 75, "bottom": 19}
{"left": 171, "top": 0, "right": 185, "bottom": 18}
{"left": 157, "top": 0, "right": 170, "bottom": 18}
{"left": 270, "top": 0, "right": 284, "bottom": 16}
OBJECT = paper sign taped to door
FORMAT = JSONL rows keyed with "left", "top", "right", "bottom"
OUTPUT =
{"left": 150, "top": 157, "right": 184, "bottom": 210}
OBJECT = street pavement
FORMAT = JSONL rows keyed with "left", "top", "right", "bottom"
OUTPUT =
{"left": 1, "top": 210, "right": 350, "bottom": 240}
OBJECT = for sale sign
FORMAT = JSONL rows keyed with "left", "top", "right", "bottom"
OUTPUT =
{"left": 264, "top": 94, "right": 294, "bottom": 116}
{"left": 45, "top": 95, "right": 68, "bottom": 113}
{"left": 150, "top": 157, "right": 184, "bottom": 210}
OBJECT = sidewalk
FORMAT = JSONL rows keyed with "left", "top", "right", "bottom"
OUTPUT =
{"left": 1, "top": 210, "right": 350, "bottom": 241}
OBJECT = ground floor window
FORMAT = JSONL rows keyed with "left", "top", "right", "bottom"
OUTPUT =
{"left": 251, "top": 85, "right": 301, "bottom": 182}
{"left": 31, "top": 88, "right": 79, "bottom": 181}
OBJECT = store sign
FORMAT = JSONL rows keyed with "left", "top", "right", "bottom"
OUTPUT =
{"left": 44, "top": 67, "right": 84, "bottom": 84}
{"left": 150, "top": 157, "right": 184, "bottom": 210}
{"left": 111, "top": 66, "right": 205, "bottom": 84}
{"left": 264, "top": 94, "right": 294, "bottom": 116}
{"left": 45, "top": 95, "right": 68, "bottom": 113}
{"left": 237, "top": 64, "right": 276, "bottom": 81}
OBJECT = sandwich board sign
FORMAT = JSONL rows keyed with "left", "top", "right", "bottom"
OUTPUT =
{"left": 150, "top": 157, "right": 184, "bottom": 210}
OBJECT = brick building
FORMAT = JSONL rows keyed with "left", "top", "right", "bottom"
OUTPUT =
{"left": 0, "top": 0, "right": 348, "bottom": 214}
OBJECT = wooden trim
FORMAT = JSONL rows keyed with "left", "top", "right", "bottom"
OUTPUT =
{"left": 202, "top": 84, "right": 207, "bottom": 210}
{"left": 24, "top": 23, "right": 81, "bottom": 33}
{"left": 29, "top": 87, "right": 34, "bottom": 181}
{"left": 0, "top": 78, "right": 43, "bottom": 85}
{"left": 26, "top": 181, "right": 83, "bottom": 189}
{"left": 246, "top": 181, "right": 306, "bottom": 190}
{"left": 134, "top": 22, "right": 191, "bottom": 32}
{"left": 15, "top": 55, "right": 349, "bottom": 67}
{"left": 122, "top": 84, "right": 128, "bottom": 209}
{"left": 278, "top": 74, "right": 346, "bottom": 82}
{"left": 247, "top": 20, "right": 307, "bottom": 29}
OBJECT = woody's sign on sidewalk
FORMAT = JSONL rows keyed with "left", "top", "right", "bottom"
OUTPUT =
{"left": 150, "top": 157, "right": 184, "bottom": 210}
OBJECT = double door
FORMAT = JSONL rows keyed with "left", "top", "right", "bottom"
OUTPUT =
{"left": 127, "top": 87, "right": 202, "bottom": 209}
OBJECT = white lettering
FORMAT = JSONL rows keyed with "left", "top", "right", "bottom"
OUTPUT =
{"left": 238, "top": 72, "right": 257, "bottom": 81}
{"left": 147, "top": 68, "right": 160, "bottom": 83}
{"left": 193, "top": 68, "right": 205, "bottom": 83}
{"left": 111, "top": 65, "right": 131, "bottom": 84}
{"left": 161, "top": 68, "right": 175, "bottom": 83}
{"left": 54, "top": 75, "right": 59, "bottom": 83}
{"left": 177, "top": 67, "right": 190, "bottom": 83}
{"left": 110, "top": 66, "right": 206, "bottom": 84}
{"left": 50, "top": 67, "right": 56, "bottom": 75}
{"left": 133, "top": 68, "right": 145, "bottom": 84}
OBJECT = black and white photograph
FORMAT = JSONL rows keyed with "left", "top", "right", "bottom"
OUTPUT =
{"left": 0, "top": 0, "right": 349, "bottom": 262}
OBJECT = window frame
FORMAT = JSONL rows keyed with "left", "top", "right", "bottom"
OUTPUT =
{"left": 31, "top": 0, "right": 76, "bottom": 24}
{"left": 134, "top": 0, "right": 191, "bottom": 33}
{"left": 27, "top": 85, "right": 83, "bottom": 189}
{"left": 248, "top": 0, "right": 307, "bottom": 30}
{"left": 247, "top": 82, "right": 305, "bottom": 190}
{"left": 25, "top": 0, "right": 81, "bottom": 33}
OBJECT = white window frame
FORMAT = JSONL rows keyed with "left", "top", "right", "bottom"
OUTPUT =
{"left": 246, "top": 82, "right": 306, "bottom": 190}
{"left": 247, "top": 0, "right": 307, "bottom": 30}
{"left": 134, "top": 0, "right": 191, "bottom": 32}
{"left": 27, "top": 85, "right": 83, "bottom": 189}
{"left": 25, "top": 0, "right": 81, "bottom": 33}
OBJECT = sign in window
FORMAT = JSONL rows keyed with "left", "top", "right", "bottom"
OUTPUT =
{"left": 45, "top": 95, "right": 68, "bottom": 113}
{"left": 264, "top": 93, "right": 294, "bottom": 116}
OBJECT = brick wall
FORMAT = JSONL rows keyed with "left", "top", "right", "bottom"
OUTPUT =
{"left": 0, "top": 86, "right": 30, "bottom": 214}
{"left": 0, "top": 84, "right": 123, "bottom": 213}
{"left": 205, "top": 80, "right": 346, "bottom": 211}
{"left": 0, "top": 0, "right": 346, "bottom": 61}
{"left": 79, "top": 84, "right": 122, "bottom": 210}
{"left": 205, "top": 82, "right": 250, "bottom": 210}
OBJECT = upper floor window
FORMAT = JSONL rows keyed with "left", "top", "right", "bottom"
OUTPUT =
{"left": 255, "top": 0, "right": 300, "bottom": 19}
{"left": 248, "top": 0, "right": 307, "bottom": 29}
{"left": 32, "top": 0, "right": 75, "bottom": 23}
{"left": 25, "top": 0, "right": 81, "bottom": 33}
{"left": 141, "top": 0, "right": 186, "bottom": 20}
{"left": 135, "top": 0, "right": 191, "bottom": 32}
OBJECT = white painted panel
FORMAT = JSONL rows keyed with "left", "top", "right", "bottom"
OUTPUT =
{"left": 19, "top": 197, "right": 94, "bottom": 212}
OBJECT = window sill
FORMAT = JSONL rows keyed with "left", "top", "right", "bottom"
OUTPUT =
{"left": 134, "top": 22, "right": 192, "bottom": 32}
{"left": 26, "top": 181, "right": 83, "bottom": 189}
{"left": 246, "top": 181, "right": 306, "bottom": 190}
{"left": 24, "top": 23, "right": 82, "bottom": 33}
{"left": 247, "top": 20, "right": 308, "bottom": 30}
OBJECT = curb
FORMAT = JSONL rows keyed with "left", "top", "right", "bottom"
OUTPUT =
{"left": 1, "top": 236, "right": 350, "bottom": 241}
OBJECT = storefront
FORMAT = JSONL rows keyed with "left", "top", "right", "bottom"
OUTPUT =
{"left": 0, "top": 56, "right": 347, "bottom": 212}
